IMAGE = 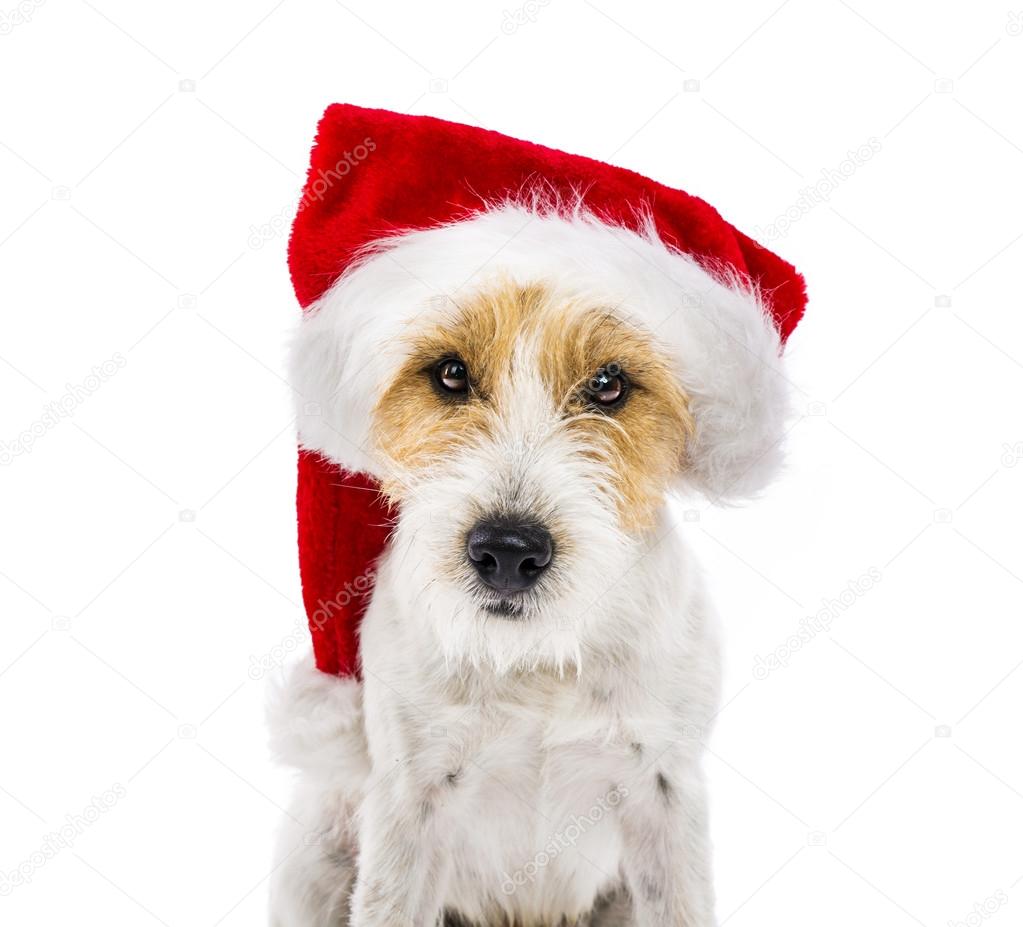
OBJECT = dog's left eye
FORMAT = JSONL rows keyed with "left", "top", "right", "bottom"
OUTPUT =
{"left": 588, "top": 365, "right": 628, "bottom": 408}
{"left": 434, "top": 358, "right": 470, "bottom": 395}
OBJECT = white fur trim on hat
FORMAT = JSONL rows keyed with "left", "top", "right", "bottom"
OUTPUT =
{"left": 267, "top": 657, "right": 369, "bottom": 777}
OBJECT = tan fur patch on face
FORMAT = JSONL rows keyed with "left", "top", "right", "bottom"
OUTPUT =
{"left": 372, "top": 282, "right": 693, "bottom": 532}
{"left": 535, "top": 303, "right": 694, "bottom": 531}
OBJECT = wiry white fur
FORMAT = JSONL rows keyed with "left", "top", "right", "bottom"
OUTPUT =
{"left": 271, "top": 522, "right": 721, "bottom": 927}
{"left": 273, "top": 203, "right": 792, "bottom": 926}
{"left": 289, "top": 203, "right": 791, "bottom": 501}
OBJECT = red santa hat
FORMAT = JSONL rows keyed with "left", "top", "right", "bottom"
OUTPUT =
{"left": 288, "top": 103, "right": 807, "bottom": 678}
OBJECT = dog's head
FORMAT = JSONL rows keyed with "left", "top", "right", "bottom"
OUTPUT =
{"left": 291, "top": 206, "right": 791, "bottom": 671}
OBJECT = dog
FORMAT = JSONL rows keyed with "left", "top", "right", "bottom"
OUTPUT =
{"left": 268, "top": 203, "right": 793, "bottom": 926}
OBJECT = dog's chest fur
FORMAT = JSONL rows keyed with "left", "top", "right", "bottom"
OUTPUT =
{"left": 356, "top": 538, "right": 715, "bottom": 925}
{"left": 435, "top": 684, "right": 631, "bottom": 921}
{"left": 366, "top": 663, "right": 636, "bottom": 923}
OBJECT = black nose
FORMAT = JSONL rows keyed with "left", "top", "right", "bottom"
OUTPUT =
{"left": 467, "top": 522, "right": 553, "bottom": 593}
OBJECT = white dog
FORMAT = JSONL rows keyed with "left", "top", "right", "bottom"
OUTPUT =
{"left": 268, "top": 203, "right": 792, "bottom": 927}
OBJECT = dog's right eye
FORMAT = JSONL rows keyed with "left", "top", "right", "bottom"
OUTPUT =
{"left": 587, "top": 364, "right": 628, "bottom": 409}
{"left": 434, "top": 358, "right": 470, "bottom": 395}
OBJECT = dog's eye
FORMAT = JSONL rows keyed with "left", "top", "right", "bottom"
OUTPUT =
{"left": 434, "top": 358, "right": 470, "bottom": 395}
{"left": 588, "top": 365, "right": 628, "bottom": 408}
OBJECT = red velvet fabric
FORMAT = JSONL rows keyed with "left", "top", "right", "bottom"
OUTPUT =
{"left": 296, "top": 452, "right": 392, "bottom": 676}
{"left": 288, "top": 104, "right": 807, "bottom": 677}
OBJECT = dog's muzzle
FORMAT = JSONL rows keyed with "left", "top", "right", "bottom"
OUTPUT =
{"left": 466, "top": 520, "right": 553, "bottom": 594}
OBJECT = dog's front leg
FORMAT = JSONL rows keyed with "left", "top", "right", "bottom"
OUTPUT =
{"left": 349, "top": 781, "right": 452, "bottom": 927}
{"left": 618, "top": 763, "right": 715, "bottom": 927}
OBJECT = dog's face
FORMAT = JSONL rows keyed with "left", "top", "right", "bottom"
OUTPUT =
{"left": 369, "top": 282, "right": 694, "bottom": 670}
{"left": 292, "top": 208, "right": 792, "bottom": 673}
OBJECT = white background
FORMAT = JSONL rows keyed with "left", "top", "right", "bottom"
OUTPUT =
{"left": 2, "top": 1, "right": 1022, "bottom": 924}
